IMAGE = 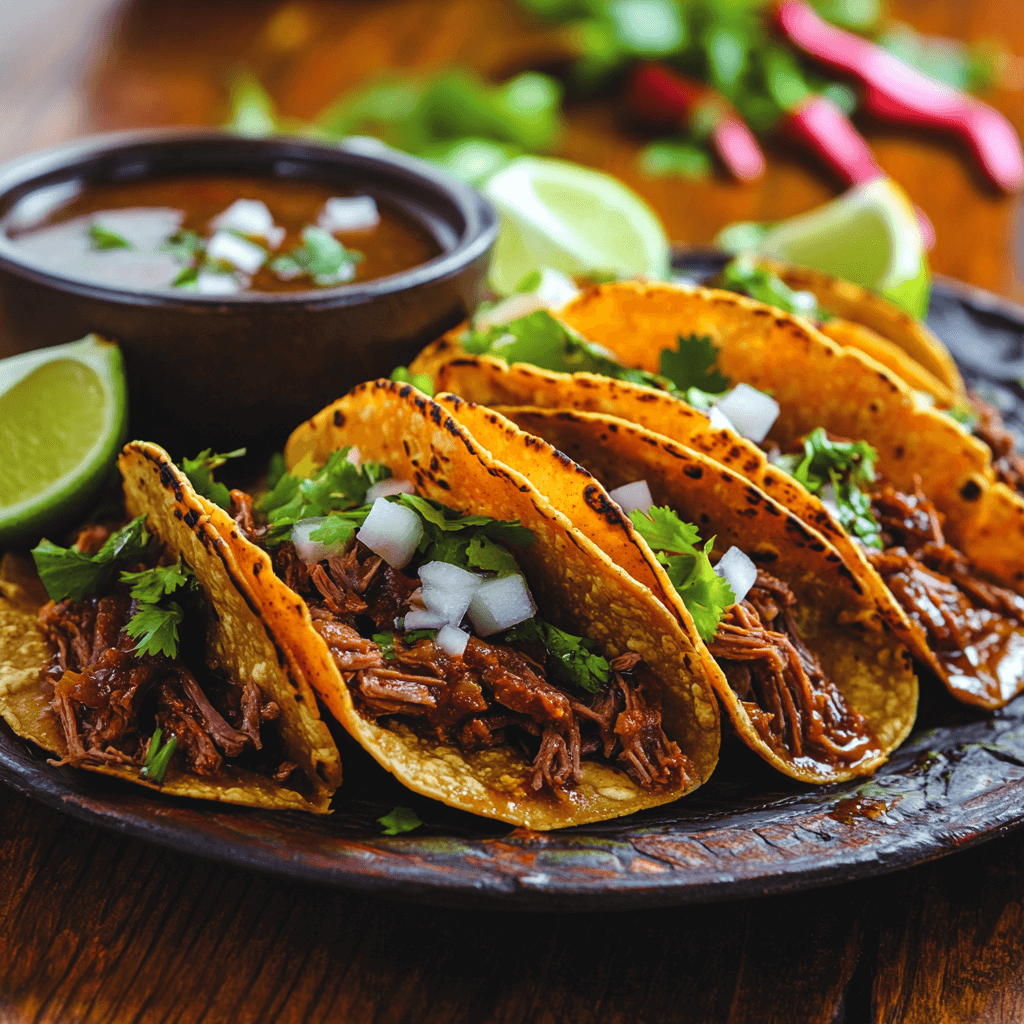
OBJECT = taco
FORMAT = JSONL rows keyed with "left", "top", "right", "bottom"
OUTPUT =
{"left": 177, "top": 380, "right": 720, "bottom": 828}
{"left": 0, "top": 442, "right": 343, "bottom": 812}
{"left": 431, "top": 393, "right": 917, "bottom": 783}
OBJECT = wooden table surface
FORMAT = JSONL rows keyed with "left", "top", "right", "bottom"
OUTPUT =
{"left": 4, "top": 2, "right": 1024, "bottom": 1021}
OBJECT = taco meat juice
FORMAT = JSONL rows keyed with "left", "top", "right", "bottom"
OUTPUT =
{"left": 5, "top": 175, "right": 440, "bottom": 293}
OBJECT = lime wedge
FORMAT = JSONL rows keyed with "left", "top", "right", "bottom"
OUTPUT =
{"left": 724, "top": 178, "right": 930, "bottom": 319}
{"left": 484, "top": 156, "right": 670, "bottom": 295}
{"left": 0, "top": 336, "right": 127, "bottom": 548}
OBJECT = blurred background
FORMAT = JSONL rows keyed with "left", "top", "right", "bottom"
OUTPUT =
{"left": 2, "top": 0, "right": 1023, "bottom": 299}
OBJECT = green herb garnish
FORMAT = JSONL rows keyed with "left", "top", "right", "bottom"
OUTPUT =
{"left": 390, "top": 365, "right": 435, "bottom": 396}
{"left": 161, "top": 229, "right": 205, "bottom": 263}
{"left": 181, "top": 448, "right": 247, "bottom": 509}
{"left": 123, "top": 600, "right": 186, "bottom": 659}
{"left": 271, "top": 226, "right": 363, "bottom": 286}
{"left": 629, "top": 506, "right": 735, "bottom": 641}
{"left": 502, "top": 617, "right": 610, "bottom": 693}
{"left": 372, "top": 630, "right": 438, "bottom": 659}
{"left": 31, "top": 516, "right": 151, "bottom": 603}
{"left": 378, "top": 806, "right": 423, "bottom": 835}
{"left": 658, "top": 332, "right": 731, "bottom": 395}
{"left": 141, "top": 728, "right": 178, "bottom": 783}
{"left": 119, "top": 560, "right": 190, "bottom": 604}
{"left": 717, "top": 256, "right": 823, "bottom": 321}
{"left": 87, "top": 222, "right": 132, "bottom": 250}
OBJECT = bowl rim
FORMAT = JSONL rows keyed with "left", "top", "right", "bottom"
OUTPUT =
{"left": 0, "top": 127, "right": 499, "bottom": 309}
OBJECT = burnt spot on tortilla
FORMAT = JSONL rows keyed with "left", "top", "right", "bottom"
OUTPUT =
{"left": 894, "top": 445, "right": 905, "bottom": 459}
{"left": 748, "top": 550, "right": 779, "bottom": 563}
{"left": 751, "top": 307, "right": 771, "bottom": 318}
{"left": 960, "top": 478, "right": 983, "bottom": 502}
{"left": 745, "top": 488, "right": 762, "bottom": 506}
{"left": 743, "top": 458, "right": 761, "bottom": 473}
{"left": 333, "top": 409, "right": 345, "bottom": 428}
{"left": 774, "top": 317, "right": 790, "bottom": 329}
{"left": 838, "top": 563, "right": 863, "bottom": 592}
{"left": 784, "top": 516, "right": 816, "bottom": 543}
{"left": 684, "top": 465, "right": 703, "bottom": 480}
{"left": 429, "top": 456, "right": 440, "bottom": 472}
{"left": 436, "top": 479, "right": 451, "bottom": 491}
{"left": 700, "top": 512, "right": 710, "bottom": 524}
{"left": 608, "top": 422, "right": 619, "bottom": 432}
{"left": 398, "top": 384, "right": 413, "bottom": 400}
{"left": 173, "top": 508, "right": 183, "bottom": 521}
{"left": 184, "top": 508, "right": 201, "bottom": 529}
{"left": 158, "top": 462, "right": 184, "bottom": 501}
{"left": 637, "top": 391, "right": 657, "bottom": 403}
{"left": 869, "top": 400, "right": 881, "bottom": 413}
{"left": 808, "top": 541, "right": 826, "bottom": 552}
{"left": 253, "top": 561, "right": 262, "bottom": 577}
{"left": 720, "top": 471, "right": 734, "bottom": 483}
{"left": 584, "top": 484, "right": 623, "bottom": 524}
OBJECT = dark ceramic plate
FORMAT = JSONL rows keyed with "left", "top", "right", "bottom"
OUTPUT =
{"left": 4, "top": 253, "right": 1024, "bottom": 911}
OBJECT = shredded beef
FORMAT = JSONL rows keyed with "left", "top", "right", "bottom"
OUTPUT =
{"left": 37, "top": 570, "right": 285, "bottom": 779}
{"left": 229, "top": 489, "right": 264, "bottom": 544}
{"left": 708, "top": 570, "right": 881, "bottom": 767}
{"left": 968, "top": 392, "right": 1024, "bottom": 494}
{"left": 866, "top": 479, "right": 1024, "bottom": 705}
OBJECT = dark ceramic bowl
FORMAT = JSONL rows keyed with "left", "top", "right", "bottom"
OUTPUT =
{"left": 0, "top": 130, "right": 498, "bottom": 451}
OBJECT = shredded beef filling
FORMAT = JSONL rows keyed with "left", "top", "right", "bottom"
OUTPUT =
{"left": 868, "top": 480, "right": 1024, "bottom": 704}
{"left": 256, "top": 518, "right": 693, "bottom": 797}
{"left": 968, "top": 392, "right": 1024, "bottom": 494}
{"left": 707, "top": 570, "right": 882, "bottom": 768}
{"left": 37, "top": 538, "right": 285, "bottom": 779}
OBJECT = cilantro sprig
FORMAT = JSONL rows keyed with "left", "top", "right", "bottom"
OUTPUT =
{"left": 717, "top": 256, "right": 825, "bottom": 322}
{"left": 629, "top": 506, "right": 735, "bottom": 642}
{"left": 502, "top": 617, "right": 610, "bottom": 694}
{"left": 378, "top": 806, "right": 423, "bottom": 835}
{"left": 270, "top": 226, "right": 363, "bottom": 286}
{"left": 390, "top": 365, "right": 435, "bottom": 396}
{"left": 774, "top": 429, "right": 883, "bottom": 548}
{"left": 119, "top": 559, "right": 196, "bottom": 658}
{"left": 32, "top": 516, "right": 151, "bottom": 603}
{"left": 87, "top": 222, "right": 132, "bottom": 250}
{"left": 181, "top": 448, "right": 246, "bottom": 509}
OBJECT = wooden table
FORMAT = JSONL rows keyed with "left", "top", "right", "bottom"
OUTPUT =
{"left": 4, "top": 2, "right": 1024, "bottom": 1020}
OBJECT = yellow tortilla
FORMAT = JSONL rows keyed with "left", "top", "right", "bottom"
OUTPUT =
{"left": 764, "top": 260, "right": 966, "bottom": 401}
{"left": 436, "top": 396, "right": 917, "bottom": 783}
{"left": 218, "top": 379, "right": 721, "bottom": 829}
{"left": 554, "top": 281, "right": 1024, "bottom": 593}
{"left": 0, "top": 444, "right": 343, "bottom": 812}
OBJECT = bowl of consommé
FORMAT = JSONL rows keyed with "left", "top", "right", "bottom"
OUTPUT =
{"left": 0, "top": 129, "right": 498, "bottom": 450}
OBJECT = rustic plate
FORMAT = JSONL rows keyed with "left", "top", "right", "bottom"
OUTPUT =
{"left": 4, "top": 253, "right": 1024, "bottom": 911}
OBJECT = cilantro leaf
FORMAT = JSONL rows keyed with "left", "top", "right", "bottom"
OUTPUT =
{"left": 271, "top": 226, "right": 362, "bottom": 286}
{"left": 946, "top": 403, "right": 978, "bottom": 431}
{"left": 161, "top": 229, "right": 204, "bottom": 263}
{"left": 88, "top": 222, "right": 132, "bottom": 250}
{"left": 659, "top": 333, "right": 730, "bottom": 395}
{"left": 774, "top": 429, "right": 883, "bottom": 549}
{"left": 390, "top": 365, "right": 436, "bottom": 396}
{"left": 124, "top": 600, "right": 185, "bottom": 658}
{"left": 400, "top": 494, "right": 493, "bottom": 533}
{"left": 119, "top": 560, "right": 189, "bottom": 604}
{"left": 32, "top": 516, "right": 151, "bottom": 602}
{"left": 502, "top": 617, "right": 611, "bottom": 694}
{"left": 465, "top": 534, "right": 520, "bottom": 576}
{"left": 181, "top": 448, "right": 246, "bottom": 509}
{"left": 378, "top": 806, "right": 423, "bottom": 835}
{"left": 266, "top": 452, "right": 287, "bottom": 490}
{"left": 372, "top": 630, "right": 438, "bottom": 660}
{"left": 717, "top": 256, "right": 821, "bottom": 320}
{"left": 629, "top": 507, "right": 733, "bottom": 642}
{"left": 172, "top": 265, "right": 200, "bottom": 288}
{"left": 308, "top": 509, "right": 371, "bottom": 547}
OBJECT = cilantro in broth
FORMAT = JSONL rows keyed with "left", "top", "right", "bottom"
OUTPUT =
{"left": 271, "top": 226, "right": 363, "bottom": 286}
{"left": 87, "top": 222, "right": 132, "bottom": 250}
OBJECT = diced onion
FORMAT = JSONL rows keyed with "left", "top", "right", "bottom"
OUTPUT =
{"left": 713, "top": 546, "right": 758, "bottom": 606}
{"left": 291, "top": 517, "right": 345, "bottom": 564}
{"left": 318, "top": 196, "right": 380, "bottom": 233}
{"left": 422, "top": 585, "right": 476, "bottom": 626}
{"left": 366, "top": 478, "right": 415, "bottom": 502}
{"left": 418, "top": 561, "right": 482, "bottom": 626}
{"left": 535, "top": 267, "right": 580, "bottom": 309}
{"left": 209, "top": 199, "right": 285, "bottom": 247}
{"left": 818, "top": 482, "right": 842, "bottom": 522}
{"left": 474, "top": 293, "right": 542, "bottom": 331}
{"left": 467, "top": 575, "right": 537, "bottom": 636}
{"left": 608, "top": 480, "right": 654, "bottom": 515}
{"left": 206, "top": 230, "right": 266, "bottom": 274}
{"left": 356, "top": 497, "right": 423, "bottom": 568}
{"left": 345, "top": 447, "right": 362, "bottom": 468}
{"left": 195, "top": 271, "right": 242, "bottom": 295}
{"left": 404, "top": 608, "right": 448, "bottom": 630}
{"left": 436, "top": 623, "right": 471, "bottom": 657}
{"left": 418, "top": 561, "right": 482, "bottom": 591}
{"left": 714, "top": 383, "right": 780, "bottom": 444}
{"left": 708, "top": 406, "right": 734, "bottom": 432}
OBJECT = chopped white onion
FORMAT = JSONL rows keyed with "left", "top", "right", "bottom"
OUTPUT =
{"left": 608, "top": 480, "right": 654, "bottom": 516}
{"left": 291, "top": 517, "right": 345, "bottom": 564}
{"left": 790, "top": 290, "right": 818, "bottom": 315}
{"left": 714, "top": 383, "right": 780, "bottom": 443}
{"left": 708, "top": 406, "right": 734, "bottom": 432}
{"left": 467, "top": 575, "right": 537, "bottom": 636}
{"left": 436, "top": 623, "right": 471, "bottom": 657}
{"left": 195, "top": 271, "right": 242, "bottom": 295}
{"left": 318, "top": 196, "right": 380, "bottom": 233}
{"left": 403, "top": 608, "right": 449, "bottom": 630}
{"left": 418, "top": 561, "right": 482, "bottom": 626}
{"left": 421, "top": 586, "right": 475, "bottom": 626}
{"left": 345, "top": 446, "right": 362, "bottom": 468}
{"left": 713, "top": 546, "right": 758, "bottom": 606}
{"left": 356, "top": 497, "right": 423, "bottom": 568}
{"left": 206, "top": 230, "right": 266, "bottom": 274}
{"left": 366, "top": 478, "right": 416, "bottom": 502}
{"left": 418, "top": 561, "right": 482, "bottom": 592}
{"left": 209, "top": 199, "right": 285, "bottom": 247}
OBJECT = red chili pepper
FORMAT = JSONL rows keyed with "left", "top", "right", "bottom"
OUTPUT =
{"left": 781, "top": 94, "right": 880, "bottom": 186}
{"left": 627, "top": 63, "right": 766, "bottom": 182}
{"left": 775, "top": 0, "right": 1024, "bottom": 193}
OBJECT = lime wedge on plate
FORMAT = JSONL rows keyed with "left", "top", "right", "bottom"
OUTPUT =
{"left": 719, "top": 178, "right": 931, "bottom": 319}
{"left": 484, "top": 156, "right": 670, "bottom": 295}
{"left": 0, "top": 335, "right": 127, "bottom": 548}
